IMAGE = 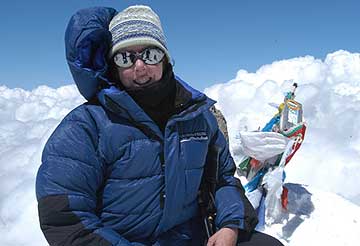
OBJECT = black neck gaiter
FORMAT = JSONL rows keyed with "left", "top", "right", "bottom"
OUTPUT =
{"left": 125, "top": 64, "right": 177, "bottom": 132}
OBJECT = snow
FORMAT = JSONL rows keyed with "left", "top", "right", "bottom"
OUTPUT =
{"left": 264, "top": 184, "right": 360, "bottom": 245}
{"left": 205, "top": 49, "right": 360, "bottom": 205}
{"left": 1, "top": 50, "right": 360, "bottom": 245}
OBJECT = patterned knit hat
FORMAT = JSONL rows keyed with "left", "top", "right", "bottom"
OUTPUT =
{"left": 108, "top": 5, "right": 170, "bottom": 60}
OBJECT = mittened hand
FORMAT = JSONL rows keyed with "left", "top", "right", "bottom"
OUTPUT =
{"left": 239, "top": 131, "right": 289, "bottom": 161}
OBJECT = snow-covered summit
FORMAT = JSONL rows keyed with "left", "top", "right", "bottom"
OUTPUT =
{"left": 1, "top": 50, "right": 360, "bottom": 245}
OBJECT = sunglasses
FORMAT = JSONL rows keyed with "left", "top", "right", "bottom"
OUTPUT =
{"left": 113, "top": 47, "right": 165, "bottom": 68}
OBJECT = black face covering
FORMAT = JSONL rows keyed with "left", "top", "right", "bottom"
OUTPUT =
{"left": 125, "top": 63, "right": 177, "bottom": 132}
{"left": 126, "top": 63, "right": 175, "bottom": 108}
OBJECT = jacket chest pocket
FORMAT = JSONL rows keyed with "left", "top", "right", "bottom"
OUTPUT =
{"left": 180, "top": 132, "right": 209, "bottom": 169}
{"left": 180, "top": 132, "right": 209, "bottom": 206}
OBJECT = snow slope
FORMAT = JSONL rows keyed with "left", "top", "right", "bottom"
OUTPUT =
{"left": 263, "top": 184, "right": 360, "bottom": 245}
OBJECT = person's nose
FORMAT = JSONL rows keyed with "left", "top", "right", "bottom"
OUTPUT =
{"left": 134, "top": 58, "right": 146, "bottom": 73}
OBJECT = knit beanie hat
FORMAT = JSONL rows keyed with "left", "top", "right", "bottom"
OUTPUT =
{"left": 108, "top": 5, "right": 170, "bottom": 60}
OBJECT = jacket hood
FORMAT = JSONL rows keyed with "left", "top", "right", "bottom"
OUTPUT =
{"left": 64, "top": 7, "right": 213, "bottom": 118}
{"left": 65, "top": 7, "right": 117, "bottom": 100}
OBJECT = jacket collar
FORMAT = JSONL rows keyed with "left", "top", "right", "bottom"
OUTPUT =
{"left": 97, "top": 76, "right": 215, "bottom": 136}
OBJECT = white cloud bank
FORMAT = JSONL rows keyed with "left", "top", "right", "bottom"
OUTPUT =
{"left": 1, "top": 50, "right": 359, "bottom": 245}
{"left": 205, "top": 50, "right": 360, "bottom": 204}
{"left": 0, "top": 85, "right": 84, "bottom": 246}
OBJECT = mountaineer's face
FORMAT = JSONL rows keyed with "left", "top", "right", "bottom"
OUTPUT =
{"left": 113, "top": 45, "right": 164, "bottom": 89}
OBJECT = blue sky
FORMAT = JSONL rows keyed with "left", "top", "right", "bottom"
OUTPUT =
{"left": 1, "top": 0, "right": 359, "bottom": 91}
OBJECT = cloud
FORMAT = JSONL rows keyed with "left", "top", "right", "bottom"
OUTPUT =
{"left": 205, "top": 49, "right": 360, "bottom": 204}
{"left": 0, "top": 50, "right": 359, "bottom": 245}
{"left": 0, "top": 85, "right": 83, "bottom": 246}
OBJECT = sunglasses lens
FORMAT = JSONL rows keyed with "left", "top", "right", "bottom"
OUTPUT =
{"left": 114, "top": 48, "right": 165, "bottom": 68}
{"left": 142, "top": 48, "right": 165, "bottom": 65}
{"left": 114, "top": 52, "right": 133, "bottom": 68}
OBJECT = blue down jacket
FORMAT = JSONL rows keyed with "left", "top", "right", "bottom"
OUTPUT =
{"left": 36, "top": 7, "right": 257, "bottom": 246}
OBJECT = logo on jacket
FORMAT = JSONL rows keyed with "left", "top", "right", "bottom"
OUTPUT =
{"left": 180, "top": 132, "right": 208, "bottom": 143}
